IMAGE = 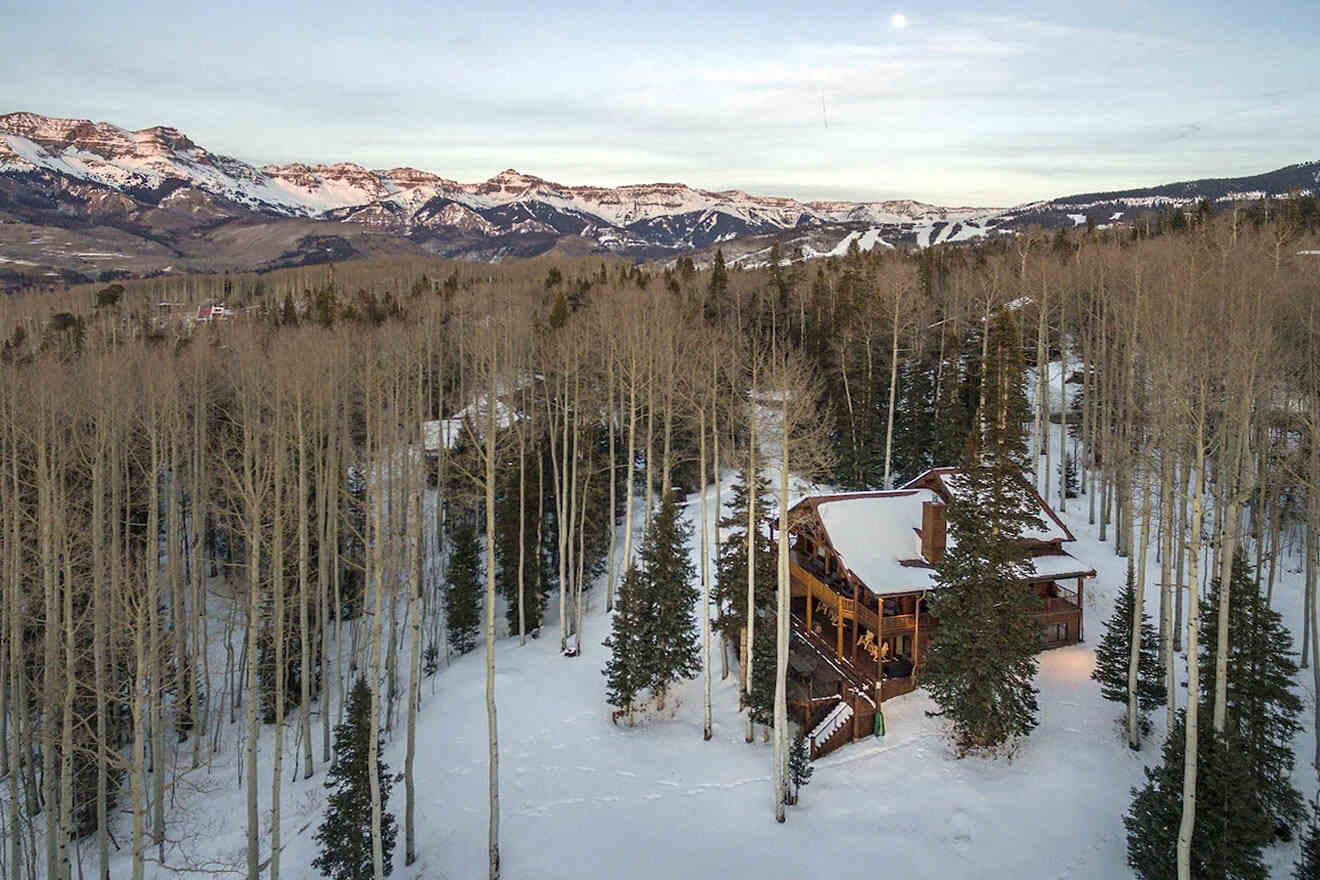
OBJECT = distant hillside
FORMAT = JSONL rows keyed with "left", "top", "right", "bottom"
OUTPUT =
{"left": 1, "top": 110, "right": 1315, "bottom": 285}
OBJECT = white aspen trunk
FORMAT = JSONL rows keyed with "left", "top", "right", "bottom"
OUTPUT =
{"left": 150, "top": 454, "right": 166, "bottom": 867}
{"left": 517, "top": 424, "right": 527, "bottom": 645}
{"left": 567, "top": 372, "right": 581, "bottom": 647}
{"left": 318, "top": 401, "right": 333, "bottom": 763}
{"left": 368, "top": 399, "right": 386, "bottom": 880}
{"left": 271, "top": 393, "right": 286, "bottom": 880}
{"left": 1160, "top": 438, "right": 1176, "bottom": 730}
{"left": 8, "top": 386, "right": 24, "bottom": 880}
{"left": 644, "top": 354, "right": 656, "bottom": 535}
{"left": 713, "top": 370, "right": 727, "bottom": 682}
{"left": 606, "top": 350, "right": 617, "bottom": 612}
{"left": 573, "top": 461, "right": 590, "bottom": 656}
{"left": 745, "top": 364, "right": 758, "bottom": 744}
{"left": 662, "top": 350, "right": 675, "bottom": 495}
{"left": 132, "top": 588, "right": 148, "bottom": 880}
{"left": 1175, "top": 450, "right": 1190, "bottom": 652}
{"left": 405, "top": 481, "right": 422, "bottom": 865}
{"left": 1035, "top": 284, "right": 1047, "bottom": 484}
{"left": 1310, "top": 402, "right": 1320, "bottom": 766}
{"left": 485, "top": 363, "right": 501, "bottom": 880}
{"left": 699, "top": 402, "right": 712, "bottom": 740}
{"left": 882, "top": 295, "right": 900, "bottom": 490}
{"left": 774, "top": 385, "right": 790, "bottom": 823}
{"left": 1266, "top": 474, "right": 1283, "bottom": 606}
{"left": 192, "top": 366, "right": 210, "bottom": 771}
{"left": 244, "top": 394, "right": 262, "bottom": 880}
{"left": 297, "top": 398, "right": 314, "bottom": 780}
{"left": 60, "top": 521, "right": 76, "bottom": 880}
{"left": 1309, "top": 483, "right": 1320, "bottom": 769}
{"left": 1213, "top": 389, "right": 1253, "bottom": 733}
{"left": 1059, "top": 293, "right": 1068, "bottom": 512}
{"left": 621, "top": 354, "right": 639, "bottom": 574}
{"left": 40, "top": 422, "right": 59, "bottom": 880}
{"left": 1177, "top": 385, "right": 1207, "bottom": 880}
{"left": 552, "top": 373, "right": 568, "bottom": 653}
{"left": 167, "top": 425, "right": 191, "bottom": 781}
{"left": 333, "top": 409, "right": 347, "bottom": 728}
{"left": 92, "top": 398, "right": 110, "bottom": 880}
{"left": 1128, "top": 442, "right": 1152, "bottom": 749}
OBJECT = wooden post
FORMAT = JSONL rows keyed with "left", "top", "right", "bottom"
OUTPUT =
{"left": 837, "top": 591, "right": 844, "bottom": 658}
{"left": 850, "top": 599, "right": 858, "bottom": 664}
{"left": 1077, "top": 577, "right": 1085, "bottom": 641}
{"left": 912, "top": 591, "right": 924, "bottom": 678}
{"left": 805, "top": 582, "right": 812, "bottom": 632}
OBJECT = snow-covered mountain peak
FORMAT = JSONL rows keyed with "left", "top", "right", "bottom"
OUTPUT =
{"left": 478, "top": 168, "right": 550, "bottom": 193}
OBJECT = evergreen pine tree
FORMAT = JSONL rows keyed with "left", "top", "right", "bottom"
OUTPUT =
{"left": 891, "top": 356, "right": 937, "bottom": 484}
{"left": 745, "top": 613, "right": 777, "bottom": 726}
{"left": 603, "top": 565, "right": 646, "bottom": 724}
{"left": 922, "top": 308, "right": 1044, "bottom": 752}
{"left": 1199, "top": 553, "right": 1304, "bottom": 841}
{"left": 1125, "top": 711, "right": 1269, "bottom": 880}
{"left": 1062, "top": 451, "right": 1079, "bottom": 498}
{"left": 787, "top": 729, "right": 813, "bottom": 805}
{"left": 640, "top": 489, "right": 701, "bottom": 705}
{"left": 444, "top": 515, "right": 482, "bottom": 655}
{"left": 931, "top": 330, "right": 972, "bottom": 467}
{"left": 313, "top": 678, "right": 398, "bottom": 880}
{"left": 495, "top": 447, "right": 549, "bottom": 636}
{"left": 712, "top": 464, "right": 776, "bottom": 645}
{"left": 1091, "top": 562, "right": 1163, "bottom": 736}
{"left": 704, "top": 249, "right": 729, "bottom": 324}
{"left": 1294, "top": 798, "right": 1320, "bottom": 880}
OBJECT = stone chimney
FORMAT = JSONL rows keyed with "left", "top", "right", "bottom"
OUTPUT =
{"left": 922, "top": 501, "right": 946, "bottom": 564}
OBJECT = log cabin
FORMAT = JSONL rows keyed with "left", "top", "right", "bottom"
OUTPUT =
{"left": 774, "top": 467, "right": 1096, "bottom": 758}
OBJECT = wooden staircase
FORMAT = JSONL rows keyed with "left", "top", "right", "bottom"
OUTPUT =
{"left": 791, "top": 614, "right": 879, "bottom": 759}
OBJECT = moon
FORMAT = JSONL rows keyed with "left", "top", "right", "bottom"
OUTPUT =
{"left": 891, "top": 12, "right": 908, "bottom": 28}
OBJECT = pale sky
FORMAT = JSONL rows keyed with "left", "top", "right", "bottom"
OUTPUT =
{"left": 2, "top": 0, "right": 1316, "bottom": 206}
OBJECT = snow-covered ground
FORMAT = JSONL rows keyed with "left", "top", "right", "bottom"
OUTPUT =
{"left": 57, "top": 413, "right": 1319, "bottom": 879}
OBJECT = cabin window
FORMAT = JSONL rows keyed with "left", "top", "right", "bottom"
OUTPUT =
{"left": 1042, "top": 622, "right": 1068, "bottom": 644}
{"left": 882, "top": 598, "right": 899, "bottom": 617}
{"left": 896, "top": 635, "right": 911, "bottom": 657}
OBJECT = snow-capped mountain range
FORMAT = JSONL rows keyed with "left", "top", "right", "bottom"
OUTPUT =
{"left": 1, "top": 111, "right": 1316, "bottom": 285}
{"left": 0, "top": 111, "right": 985, "bottom": 250}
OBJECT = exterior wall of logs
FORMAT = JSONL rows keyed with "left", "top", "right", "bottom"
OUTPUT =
{"left": 780, "top": 541, "right": 1086, "bottom": 759}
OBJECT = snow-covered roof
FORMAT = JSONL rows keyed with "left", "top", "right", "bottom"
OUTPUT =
{"left": 902, "top": 467, "right": 1074, "bottom": 544}
{"left": 1027, "top": 553, "right": 1096, "bottom": 581}
{"left": 815, "top": 490, "right": 939, "bottom": 595}
{"left": 796, "top": 468, "right": 1092, "bottom": 596}
{"left": 810, "top": 489, "right": 1093, "bottom": 595}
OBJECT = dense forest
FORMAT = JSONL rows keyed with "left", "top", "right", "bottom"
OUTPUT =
{"left": 1, "top": 196, "right": 1319, "bottom": 880}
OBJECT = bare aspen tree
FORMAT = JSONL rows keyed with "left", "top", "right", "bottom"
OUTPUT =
{"left": 399, "top": 334, "right": 425, "bottom": 866}
{"left": 1127, "top": 436, "right": 1152, "bottom": 750}
{"left": 295, "top": 351, "right": 315, "bottom": 781}
{"left": 881, "top": 266, "right": 911, "bottom": 490}
{"left": 6, "top": 372, "right": 25, "bottom": 880}
{"left": 480, "top": 314, "right": 505, "bottom": 880}
{"left": 605, "top": 324, "right": 618, "bottom": 612}
{"left": 270, "top": 374, "right": 287, "bottom": 880}
{"left": 1177, "top": 377, "right": 1209, "bottom": 880}
{"left": 368, "top": 393, "right": 388, "bottom": 880}
{"left": 233, "top": 355, "right": 269, "bottom": 880}
{"left": 769, "top": 351, "right": 833, "bottom": 823}
{"left": 745, "top": 346, "right": 762, "bottom": 744}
